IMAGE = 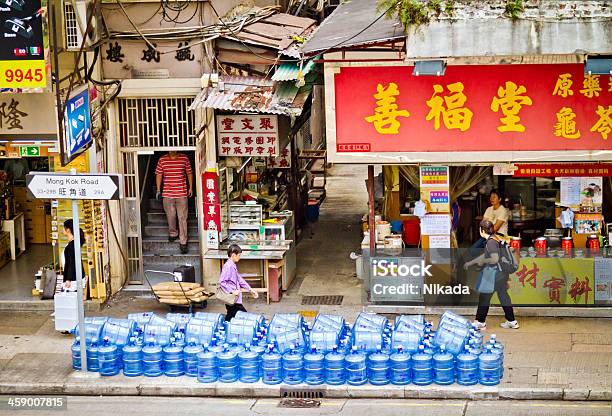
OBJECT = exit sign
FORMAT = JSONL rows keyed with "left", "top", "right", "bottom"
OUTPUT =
{"left": 19, "top": 146, "right": 40, "bottom": 157}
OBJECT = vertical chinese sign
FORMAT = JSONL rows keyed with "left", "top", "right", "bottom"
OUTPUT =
{"left": 203, "top": 170, "right": 221, "bottom": 249}
{"left": 216, "top": 114, "right": 280, "bottom": 157}
{"left": 267, "top": 143, "right": 291, "bottom": 169}
{"left": 419, "top": 166, "right": 450, "bottom": 213}
{"left": 0, "top": 0, "right": 46, "bottom": 89}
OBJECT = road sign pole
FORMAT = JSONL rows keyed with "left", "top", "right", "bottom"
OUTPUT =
{"left": 71, "top": 169, "right": 87, "bottom": 372}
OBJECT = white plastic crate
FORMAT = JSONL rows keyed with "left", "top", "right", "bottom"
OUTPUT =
{"left": 54, "top": 292, "right": 78, "bottom": 331}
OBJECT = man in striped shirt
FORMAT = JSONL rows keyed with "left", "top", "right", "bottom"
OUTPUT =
{"left": 155, "top": 151, "right": 193, "bottom": 253}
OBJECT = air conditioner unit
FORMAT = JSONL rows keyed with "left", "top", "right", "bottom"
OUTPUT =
{"left": 63, "top": 0, "right": 100, "bottom": 51}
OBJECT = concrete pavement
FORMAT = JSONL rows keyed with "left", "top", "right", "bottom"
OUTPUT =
{"left": 1, "top": 396, "right": 610, "bottom": 416}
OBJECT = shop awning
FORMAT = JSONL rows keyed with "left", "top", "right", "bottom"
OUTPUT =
{"left": 302, "top": 0, "right": 405, "bottom": 55}
{"left": 189, "top": 75, "right": 310, "bottom": 117}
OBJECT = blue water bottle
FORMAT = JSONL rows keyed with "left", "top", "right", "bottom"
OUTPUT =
{"left": 163, "top": 337, "right": 184, "bottom": 377}
{"left": 86, "top": 338, "right": 99, "bottom": 372}
{"left": 304, "top": 347, "right": 325, "bottom": 385}
{"left": 98, "top": 337, "right": 120, "bottom": 376}
{"left": 478, "top": 345, "right": 501, "bottom": 386}
{"left": 261, "top": 344, "right": 282, "bottom": 385}
{"left": 217, "top": 344, "right": 239, "bottom": 383}
{"left": 122, "top": 337, "right": 143, "bottom": 377}
{"left": 456, "top": 345, "right": 478, "bottom": 386}
{"left": 196, "top": 344, "right": 218, "bottom": 383}
{"left": 367, "top": 344, "right": 390, "bottom": 385}
{"left": 282, "top": 345, "right": 304, "bottom": 385}
{"left": 239, "top": 344, "right": 260, "bottom": 383}
{"left": 412, "top": 345, "right": 433, "bottom": 385}
{"left": 183, "top": 338, "right": 203, "bottom": 377}
{"left": 142, "top": 340, "right": 163, "bottom": 377}
{"left": 71, "top": 337, "right": 81, "bottom": 370}
{"left": 345, "top": 346, "right": 367, "bottom": 386}
{"left": 324, "top": 345, "right": 345, "bottom": 385}
{"left": 433, "top": 344, "right": 455, "bottom": 385}
{"left": 389, "top": 346, "right": 411, "bottom": 385}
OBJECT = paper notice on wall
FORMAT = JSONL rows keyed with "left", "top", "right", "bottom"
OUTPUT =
{"left": 420, "top": 214, "right": 451, "bottom": 235}
{"left": 560, "top": 177, "right": 581, "bottom": 207}
{"left": 580, "top": 177, "right": 603, "bottom": 206}
{"left": 594, "top": 257, "right": 612, "bottom": 302}
{"left": 429, "top": 235, "right": 451, "bottom": 248}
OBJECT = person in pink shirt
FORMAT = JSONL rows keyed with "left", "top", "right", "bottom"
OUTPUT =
{"left": 218, "top": 244, "right": 258, "bottom": 321}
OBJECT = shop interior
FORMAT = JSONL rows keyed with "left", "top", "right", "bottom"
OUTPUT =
{"left": 0, "top": 154, "right": 53, "bottom": 300}
{"left": 364, "top": 164, "right": 612, "bottom": 306}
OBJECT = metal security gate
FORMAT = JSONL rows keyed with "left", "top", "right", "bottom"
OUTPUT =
{"left": 117, "top": 97, "right": 196, "bottom": 283}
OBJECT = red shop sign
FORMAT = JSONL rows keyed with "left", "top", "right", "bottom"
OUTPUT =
{"left": 334, "top": 64, "right": 612, "bottom": 153}
{"left": 202, "top": 171, "right": 221, "bottom": 232}
{"left": 514, "top": 163, "right": 612, "bottom": 177}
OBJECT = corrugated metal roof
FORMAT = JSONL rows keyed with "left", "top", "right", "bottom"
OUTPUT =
{"left": 271, "top": 57, "right": 317, "bottom": 81}
{"left": 220, "top": 12, "right": 316, "bottom": 57}
{"left": 302, "top": 0, "right": 404, "bottom": 55}
{"left": 189, "top": 75, "right": 308, "bottom": 116}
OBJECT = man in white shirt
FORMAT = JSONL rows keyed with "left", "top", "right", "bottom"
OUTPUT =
{"left": 483, "top": 190, "right": 509, "bottom": 236}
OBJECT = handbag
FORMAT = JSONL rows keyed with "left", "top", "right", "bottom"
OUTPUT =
{"left": 215, "top": 280, "right": 238, "bottom": 305}
{"left": 476, "top": 266, "right": 497, "bottom": 294}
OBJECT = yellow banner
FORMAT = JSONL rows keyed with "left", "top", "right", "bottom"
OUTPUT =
{"left": 0, "top": 60, "right": 46, "bottom": 89}
{"left": 493, "top": 257, "right": 595, "bottom": 305}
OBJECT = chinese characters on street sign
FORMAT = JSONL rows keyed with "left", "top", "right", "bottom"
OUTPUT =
{"left": 334, "top": 64, "right": 612, "bottom": 154}
{"left": 26, "top": 173, "right": 121, "bottom": 200}
{"left": 267, "top": 143, "right": 291, "bottom": 169}
{"left": 216, "top": 115, "right": 279, "bottom": 157}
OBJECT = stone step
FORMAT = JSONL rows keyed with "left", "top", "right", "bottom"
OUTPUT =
{"left": 142, "top": 239, "right": 200, "bottom": 255}
{"left": 144, "top": 225, "right": 199, "bottom": 238}
{"left": 146, "top": 211, "right": 198, "bottom": 225}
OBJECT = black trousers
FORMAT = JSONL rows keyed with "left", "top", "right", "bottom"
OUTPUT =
{"left": 225, "top": 303, "right": 247, "bottom": 321}
{"left": 476, "top": 275, "right": 515, "bottom": 323}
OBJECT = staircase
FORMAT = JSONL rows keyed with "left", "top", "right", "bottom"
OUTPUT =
{"left": 141, "top": 198, "right": 201, "bottom": 286}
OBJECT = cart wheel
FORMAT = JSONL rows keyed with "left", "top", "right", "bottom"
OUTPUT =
{"left": 197, "top": 300, "right": 207, "bottom": 310}
{"left": 169, "top": 305, "right": 176, "bottom": 312}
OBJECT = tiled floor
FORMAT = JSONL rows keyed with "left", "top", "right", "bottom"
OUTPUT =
{"left": 0, "top": 244, "right": 53, "bottom": 301}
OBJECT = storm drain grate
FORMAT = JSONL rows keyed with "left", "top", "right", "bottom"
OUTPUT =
{"left": 281, "top": 387, "right": 325, "bottom": 399}
{"left": 278, "top": 398, "right": 321, "bottom": 408}
{"left": 301, "top": 295, "right": 343, "bottom": 305}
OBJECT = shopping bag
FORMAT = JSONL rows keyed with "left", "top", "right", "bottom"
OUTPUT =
{"left": 475, "top": 266, "right": 497, "bottom": 294}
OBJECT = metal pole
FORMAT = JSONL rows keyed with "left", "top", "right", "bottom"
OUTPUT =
{"left": 368, "top": 165, "right": 375, "bottom": 255}
{"left": 71, "top": 169, "right": 87, "bottom": 371}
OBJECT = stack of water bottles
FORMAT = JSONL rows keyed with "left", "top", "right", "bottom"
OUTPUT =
{"left": 70, "top": 310, "right": 504, "bottom": 386}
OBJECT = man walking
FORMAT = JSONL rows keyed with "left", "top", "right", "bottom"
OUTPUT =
{"left": 156, "top": 151, "right": 193, "bottom": 254}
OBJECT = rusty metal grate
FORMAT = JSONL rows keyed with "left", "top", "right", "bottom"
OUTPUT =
{"left": 301, "top": 295, "right": 343, "bottom": 305}
{"left": 280, "top": 387, "right": 325, "bottom": 400}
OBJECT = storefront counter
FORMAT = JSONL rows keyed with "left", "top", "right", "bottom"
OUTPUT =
{"left": 494, "top": 255, "right": 612, "bottom": 305}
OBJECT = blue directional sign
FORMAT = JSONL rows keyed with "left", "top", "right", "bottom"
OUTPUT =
{"left": 64, "top": 86, "right": 92, "bottom": 163}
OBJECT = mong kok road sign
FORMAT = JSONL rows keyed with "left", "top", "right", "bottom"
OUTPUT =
{"left": 26, "top": 173, "right": 122, "bottom": 200}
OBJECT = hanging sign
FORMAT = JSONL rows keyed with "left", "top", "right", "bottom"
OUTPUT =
{"left": 514, "top": 163, "right": 612, "bottom": 177}
{"left": 202, "top": 170, "right": 221, "bottom": 235}
{"left": 0, "top": 0, "right": 46, "bottom": 89}
{"left": 63, "top": 86, "right": 92, "bottom": 164}
{"left": 267, "top": 143, "right": 291, "bottom": 169}
{"left": 216, "top": 114, "right": 279, "bottom": 157}
{"left": 332, "top": 64, "right": 612, "bottom": 158}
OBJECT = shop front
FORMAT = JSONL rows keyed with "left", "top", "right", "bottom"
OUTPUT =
{"left": 323, "top": 62, "right": 612, "bottom": 308}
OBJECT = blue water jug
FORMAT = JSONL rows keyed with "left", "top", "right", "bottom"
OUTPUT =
{"left": 367, "top": 345, "right": 390, "bottom": 385}
{"left": 127, "top": 312, "right": 154, "bottom": 330}
{"left": 102, "top": 322, "right": 133, "bottom": 349}
{"left": 395, "top": 315, "right": 425, "bottom": 328}
{"left": 235, "top": 311, "right": 265, "bottom": 329}
{"left": 143, "top": 324, "right": 174, "bottom": 346}
{"left": 163, "top": 338, "right": 184, "bottom": 377}
{"left": 238, "top": 344, "right": 260, "bottom": 383}
{"left": 217, "top": 344, "right": 239, "bottom": 383}
{"left": 273, "top": 328, "right": 303, "bottom": 354}
{"left": 488, "top": 335, "right": 504, "bottom": 379}
{"left": 84, "top": 316, "right": 109, "bottom": 325}
{"left": 391, "top": 330, "right": 421, "bottom": 353}
{"left": 80, "top": 322, "right": 105, "bottom": 345}
{"left": 227, "top": 321, "right": 257, "bottom": 346}
{"left": 479, "top": 345, "right": 501, "bottom": 385}
{"left": 122, "top": 337, "right": 143, "bottom": 377}
{"left": 148, "top": 315, "right": 177, "bottom": 332}
{"left": 433, "top": 345, "right": 455, "bottom": 385}
{"left": 71, "top": 337, "right": 81, "bottom": 370}
{"left": 98, "top": 337, "right": 120, "bottom": 376}
{"left": 345, "top": 347, "right": 367, "bottom": 386}
{"left": 183, "top": 338, "right": 203, "bottom": 377}
{"left": 352, "top": 330, "right": 383, "bottom": 353}
{"left": 304, "top": 347, "right": 325, "bottom": 385}
{"left": 355, "top": 312, "right": 388, "bottom": 331}
{"left": 412, "top": 345, "right": 433, "bottom": 385}
{"left": 389, "top": 347, "right": 411, "bottom": 385}
{"left": 438, "top": 311, "right": 470, "bottom": 329}
{"left": 282, "top": 346, "right": 304, "bottom": 385}
{"left": 166, "top": 313, "right": 192, "bottom": 330}
{"left": 208, "top": 337, "right": 224, "bottom": 354}
{"left": 194, "top": 312, "right": 225, "bottom": 331}
{"left": 196, "top": 345, "right": 218, "bottom": 383}
{"left": 86, "top": 338, "right": 99, "bottom": 372}
{"left": 456, "top": 346, "right": 479, "bottom": 386}
{"left": 185, "top": 319, "right": 216, "bottom": 345}
{"left": 261, "top": 345, "right": 283, "bottom": 385}
{"left": 107, "top": 318, "right": 138, "bottom": 335}
{"left": 142, "top": 342, "right": 163, "bottom": 377}
{"left": 324, "top": 345, "right": 345, "bottom": 385}
{"left": 310, "top": 330, "right": 339, "bottom": 353}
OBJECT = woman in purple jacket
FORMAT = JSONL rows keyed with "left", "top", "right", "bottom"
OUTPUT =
{"left": 219, "top": 244, "right": 259, "bottom": 321}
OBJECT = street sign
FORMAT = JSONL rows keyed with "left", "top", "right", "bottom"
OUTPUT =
{"left": 26, "top": 173, "right": 122, "bottom": 200}
{"left": 19, "top": 146, "right": 40, "bottom": 157}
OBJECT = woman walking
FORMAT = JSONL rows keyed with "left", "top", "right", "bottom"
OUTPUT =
{"left": 464, "top": 219, "right": 519, "bottom": 330}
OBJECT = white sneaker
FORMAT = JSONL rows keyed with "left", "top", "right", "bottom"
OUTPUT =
{"left": 473, "top": 320, "right": 486, "bottom": 331}
{"left": 500, "top": 320, "right": 520, "bottom": 329}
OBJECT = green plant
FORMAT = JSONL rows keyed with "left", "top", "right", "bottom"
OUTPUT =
{"left": 504, "top": 0, "right": 525, "bottom": 20}
{"left": 444, "top": 0, "right": 456, "bottom": 16}
{"left": 377, "top": 0, "right": 432, "bottom": 26}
